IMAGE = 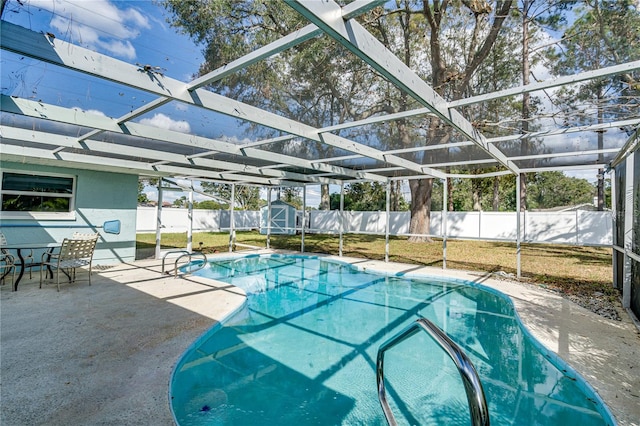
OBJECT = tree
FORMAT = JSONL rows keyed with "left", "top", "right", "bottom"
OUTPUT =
{"left": 172, "top": 196, "right": 188, "bottom": 208}
{"left": 279, "top": 187, "right": 302, "bottom": 209}
{"left": 163, "top": 0, "right": 397, "bottom": 214}
{"left": 548, "top": 0, "right": 640, "bottom": 210}
{"left": 163, "top": 1, "right": 515, "bottom": 240}
{"left": 526, "top": 172, "right": 594, "bottom": 209}
{"left": 329, "top": 182, "right": 408, "bottom": 211}
{"left": 138, "top": 177, "right": 158, "bottom": 204}
{"left": 200, "top": 182, "right": 262, "bottom": 210}
{"left": 406, "top": 0, "right": 514, "bottom": 240}
{"left": 194, "top": 199, "right": 226, "bottom": 210}
{"left": 137, "top": 179, "right": 149, "bottom": 204}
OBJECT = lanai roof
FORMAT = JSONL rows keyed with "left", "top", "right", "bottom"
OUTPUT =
{"left": 1, "top": 0, "right": 639, "bottom": 187}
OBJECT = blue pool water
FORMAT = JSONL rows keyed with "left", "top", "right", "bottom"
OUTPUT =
{"left": 170, "top": 254, "right": 614, "bottom": 426}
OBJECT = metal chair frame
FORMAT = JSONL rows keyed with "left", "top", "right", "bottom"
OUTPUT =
{"left": 0, "top": 231, "right": 34, "bottom": 283}
{"left": 40, "top": 236, "right": 98, "bottom": 291}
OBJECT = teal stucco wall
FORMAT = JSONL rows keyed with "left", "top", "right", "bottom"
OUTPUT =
{"left": 0, "top": 161, "right": 137, "bottom": 265}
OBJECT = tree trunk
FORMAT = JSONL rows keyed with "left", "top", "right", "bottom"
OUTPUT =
{"left": 407, "top": 0, "right": 512, "bottom": 237}
{"left": 390, "top": 181, "right": 401, "bottom": 211}
{"left": 472, "top": 179, "right": 482, "bottom": 211}
{"left": 408, "top": 178, "right": 433, "bottom": 242}
{"left": 493, "top": 176, "right": 500, "bottom": 211}
{"left": 320, "top": 184, "right": 330, "bottom": 210}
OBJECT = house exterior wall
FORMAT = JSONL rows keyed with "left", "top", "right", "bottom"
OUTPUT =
{"left": 0, "top": 161, "right": 137, "bottom": 265}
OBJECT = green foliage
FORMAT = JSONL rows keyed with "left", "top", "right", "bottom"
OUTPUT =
{"left": 172, "top": 196, "right": 187, "bottom": 208}
{"left": 137, "top": 179, "right": 150, "bottom": 204}
{"left": 549, "top": 0, "right": 640, "bottom": 123}
{"left": 200, "top": 182, "right": 262, "bottom": 210}
{"left": 138, "top": 177, "right": 159, "bottom": 204}
{"left": 194, "top": 200, "right": 226, "bottom": 210}
{"left": 328, "top": 182, "right": 408, "bottom": 211}
{"left": 526, "top": 172, "right": 595, "bottom": 209}
{"left": 278, "top": 187, "right": 302, "bottom": 209}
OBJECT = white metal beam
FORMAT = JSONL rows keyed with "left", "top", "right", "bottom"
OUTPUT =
{"left": 319, "top": 132, "right": 445, "bottom": 178}
{"left": 1, "top": 126, "right": 352, "bottom": 185}
{"left": 608, "top": 127, "right": 639, "bottom": 169}
{"left": 520, "top": 164, "right": 606, "bottom": 173}
{"left": 509, "top": 148, "right": 620, "bottom": 161}
{"left": 447, "top": 170, "right": 513, "bottom": 179}
{"left": 1, "top": 130, "right": 283, "bottom": 187}
{"left": 449, "top": 60, "right": 640, "bottom": 109}
{"left": 0, "top": 21, "right": 398, "bottom": 182}
{"left": 240, "top": 135, "right": 297, "bottom": 148}
{"left": 1, "top": 95, "right": 388, "bottom": 182}
{"left": 487, "top": 118, "right": 640, "bottom": 144}
{"left": 315, "top": 61, "right": 640, "bottom": 133}
{"left": 73, "top": 1, "right": 383, "bottom": 147}
{"left": 286, "top": 0, "right": 521, "bottom": 175}
{"left": 427, "top": 159, "right": 498, "bottom": 169}
{"left": 188, "top": 0, "right": 384, "bottom": 90}
{"left": 310, "top": 154, "right": 362, "bottom": 163}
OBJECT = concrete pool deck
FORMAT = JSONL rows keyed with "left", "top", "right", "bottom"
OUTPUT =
{"left": 1, "top": 252, "right": 639, "bottom": 425}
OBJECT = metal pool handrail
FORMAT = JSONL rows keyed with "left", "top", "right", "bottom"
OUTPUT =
{"left": 376, "top": 318, "right": 490, "bottom": 426}
{"left": 161, "top": 250, "right": 207, "bottom": 277}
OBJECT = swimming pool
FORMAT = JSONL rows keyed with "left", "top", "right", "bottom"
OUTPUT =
{"left": 170, "top": 254, "right": 615, "bottom": 425}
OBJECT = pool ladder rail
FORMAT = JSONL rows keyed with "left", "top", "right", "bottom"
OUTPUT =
{"left": 376, "top": 318, "right": 490, "bottom": 426}
{"left": 161, "top": 250, "right": 208, "bottom": 278}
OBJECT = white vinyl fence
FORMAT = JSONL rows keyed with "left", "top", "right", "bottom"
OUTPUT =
{"left": 137, "top": 207, "right": 613, "bottom": 246}
{"left": 136, "top": 207, "right": 259, "bottom": 233}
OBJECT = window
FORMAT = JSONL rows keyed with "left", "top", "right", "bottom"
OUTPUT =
{"left": 1, "top": 171, "right": 76, "bottom": 219}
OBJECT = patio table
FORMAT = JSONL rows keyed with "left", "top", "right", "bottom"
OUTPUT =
{"left": 1, "top": 243, "right": 61, "bottom": 291}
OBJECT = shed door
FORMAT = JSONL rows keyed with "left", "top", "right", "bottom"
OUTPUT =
{"left": 270, "top": 205, "right": 289, "bottom": 233}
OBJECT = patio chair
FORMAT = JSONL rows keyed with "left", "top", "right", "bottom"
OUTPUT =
{"left": 0, "top": 231, "right": 34, "bottom": 280}
{"left": 72, "top": 232, "right": 99, "bottom": 240}
{"left": 40, "top": 235, "right": 99, "bottom": 291}
{"left": 0, "top": 244, "right": 16, "bottom": 286}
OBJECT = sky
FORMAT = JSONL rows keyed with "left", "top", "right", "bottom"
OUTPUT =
{"left": 1, "top": 0, "right": 338, "bottom": 206}
{"left": 1, "top": 0, "right": 604, "bottom": 208}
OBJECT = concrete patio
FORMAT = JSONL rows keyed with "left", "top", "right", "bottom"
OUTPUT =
{"left": 1, "top": 254, "right": 639, "bottom": 425}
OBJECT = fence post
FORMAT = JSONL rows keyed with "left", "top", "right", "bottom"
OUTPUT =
{"left": 187, "top": 188, "right": 193, "bottom": 252}
{"left": 442, "top": 178, "right": 447, "bottom": 269}
{"left": 576, "top": 209, "right": 579, "bottom": 245}
{"left": 385, "top": 181, "right": 390, "bottom": 263}
{"left": 229, "top": 184, "right": 235, "bottom": 253}
{"left": 339, "top": 183, "right": 344, "bottom": 257}
{"left": 267, "top": 188, "right": 272, "bottom": 249}
{"left": 155, "top": 181, "right": 163, "bottom": 260}
{"left": 516, "top": 174, "right": 521, "bottom": 279}
{"left": 301, "top": 185, "right": 306, "bottom": 253}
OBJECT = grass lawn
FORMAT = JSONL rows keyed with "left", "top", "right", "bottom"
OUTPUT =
{"left": 137, "top": 231, "right": 615, "bottom": 300}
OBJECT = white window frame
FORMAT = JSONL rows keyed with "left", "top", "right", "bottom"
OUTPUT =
{"left": 0, "top": 170, "right": 77, "bottom": 220}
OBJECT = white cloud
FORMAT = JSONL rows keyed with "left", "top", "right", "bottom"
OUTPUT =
{"left": 71, "top": 107, "right": 107, "bottom": 117}
{"left": 95, "top": 39, "right": 137, "bottom": 60}
{"left": 174, "top": 103, "right": 188, "bottom": 112}
{"left": 30, "top": 0, "right": 149, "bottom": 60}
{"left": 565, "top": 170, "right": 599, "bottom": 183}
{"left": 139, "top": 113, "right": 191, "bottom": 133}
{"left": 84, "top": 108, "right": 107, "bottom": 117}
{"left": 221, "top": 135, "right": 254, "bottom": 145}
